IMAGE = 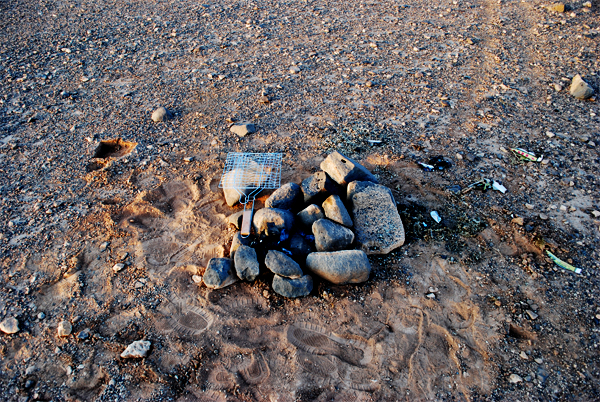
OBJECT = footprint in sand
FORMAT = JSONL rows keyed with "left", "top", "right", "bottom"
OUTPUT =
{"left": 296, "top": 351, "right": 338, "bottom": 378}
{"left": 208, "top": 366, "right": 237, "bottom": 391}
{"left": 166, "top": 298, "right": 213, "bottom": 337}
{"left": 286, "top": 322, "right": 373, "bottom": 366}
{"left": 239, "top": 352, "right": 270, "bottom": 385}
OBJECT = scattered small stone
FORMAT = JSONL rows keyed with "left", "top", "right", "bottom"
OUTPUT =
{"left": 312, "top": 219, "right": 355, "bottom": 252}
{"left": 520, "top": 351, "right": 529, "bottom": 360}
{"left": 583, "top": 1, "right": 591, "bottom": 6}
{"left": 183, "top": 156, "right": 194, "bottom": 163}
{"left": 57, "top": 320, "right": 72, "bottom": 337}
{"left": 0, "top": 317, "right": 19, "bottom": 334}
{"left": 265, "top": 182, "right": 303, "bottom": 210}
{"left": 272, "top": 274, "right": 313, "bottom": 298}
{"left": 192, "top": 275, "right": 203, "bottom": 284}
{"left": 121, "top": 340, "right": 151, "bottom": 358}
{"left": 535, "top": 358, "right": 544, "bottom": 364}
{"left": 234, "top": 245, "right": 260, "bottom": 281}
{"left": 591, "top": 210, "right": 600, "bottom": 218}
{"left": 297, "top": 204, "right": 325, "bottom": 228}
{"left": 112, "top": 263, "right": 125, "bottom": 272}
{"left": 508, "top": 373, "right": 523, "bottom": 384}
{"left": 77, "top": 328, "right": 91, "bottom": 340}
{"left": 230, "top": 122, "right": 256, "bottom": 137}
{"left": 37, "top": 312, "right": 45, "bottom": 320}
{"left": 252, "top": 208, "right": 294, "bottom": 238}
{"left": 539, "top": 213, "right": 549, "bottom": 220}
{"left": 259, "top": 95, "right": 270, "bottom": 104}
{"left": 99, "top": 242, "right": 109, "bottom": 252}
{"left": 426, "top": 293, "right": 436, "bottom": 299}
{"left": 151, "top": 107, "right": 168, "bottom": 122}
{"left": 265, "top": 250, "right": 303, "bottom": 278}
{"left": 320, "top": 151, "right": 378, "bottom": 186}
{"left": 203, "top": 258, "right": 238, "bottom": 289}
{"left": 526, "top": 310, "right": 538, "bottom": 320}
{"left": 305, "top": 250, "right": 371, "bottom": 284}
{"left": 525, "top": 203, "right": 534, "bottom": 210}
{"left": 289, "top": 66, "right": 301, "bottom": 74}
{"left": 569, "top": 74, "right": 594, "bottom": 100}
{"left": 547, "top": 3, "right": 565, "bottom": 12}
{"left": 553, "top": 83, "right": 562, "bottom": 92}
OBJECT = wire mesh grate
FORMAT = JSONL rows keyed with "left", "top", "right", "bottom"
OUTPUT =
{"left": 219, "top": 153, "right": 283, "bottom": 190}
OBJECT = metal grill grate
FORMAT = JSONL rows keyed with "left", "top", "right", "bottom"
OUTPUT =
{"left": 219, "top": 153, "right": 283, "bottom": 190}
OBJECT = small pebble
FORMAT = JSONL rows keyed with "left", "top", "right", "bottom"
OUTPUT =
{"left": 77, "top": 328, "right": 91, "bottom": 339}
{"left": 426, "top": 293, "right": 436, "bottom": 299}
{"left": 526, "top": 310, "right": 538, "bottom": 320}
{"left": 525, "top": 203, "right": 534, "bottom": 210}
{"left": 512, "top": 217, "right": 524, "bottom": 226}
{"left": 546, "top": 131, "right": 555, "bottom": 138}
{"left": 591, "top": 210, "right": 600, "bottom": 218}
{"left": 37, "top": 312, "right": 45, "bottom": 320}
{"left": 520, "top": 351, "right": 529, "bottom": 360}
{"left": 151, "top": 107, "right": 168, "bottom": 122}
{"left": 112, "top": 263, "right": 125, "bottom": 272}
{"left": 509, "top": 373, "right": 523, "bottom": 383}
{"left": 539, "top": 213, "right": 548, "bottom": 220}
{"left": 100, "top": 242, "right": 109, "bottom": 252}
{"left": 192, "top": 274, "right": 203, "bottom": 284}
{"left": 535, "top": 358, "right": 543, "bottom": 364}
{"left": 58, "top": 320, "right": 72, "bottom": 337}
{"left": 121, "top": 340, "right": 151, "bottom": 358}
{"left": 0, "top": 317, "right": 19, "bottom": 334}
{"left": 289, "top": 66, "right": 301, "bottom": 74}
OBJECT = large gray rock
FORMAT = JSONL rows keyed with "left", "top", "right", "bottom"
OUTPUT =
{"left": 350, "top": 183, "right": 405, "bottom": 254}
{"left": 252, "top": 208, "right": 294, "bottom": 237}
{"left": 570, "top": 74, "right": 594, "bottom": 100}
{"left": 301, "top": 172, "right": 339, "bottom": 204}
{"left": 234, "top": 245, "right": 260, "bottom": 281}
{"left": 297, "top": 204, "right": 325, "bottom": 228}
{"left": 227, "top": 211, "right": 244, "bottom": 229}
{"left": 346, "top": 181, "right": 394, "bottom": 203}
{"left": 320, "top": 151, "right": 378, "bottom": 186}
{"left": 230, "top": 232, "right": 251, "bottom": 259}
{"left": 288, "top": 234, "right": 316, "bottom": 261}
{"left": 203, "top": 258, "right": 238, "bottom": 289}
{"left": 312, "top": 219, "right": 354, "bottom": 252}
{"left": 272, "top": 275, "right": 313, "bottom": 298}
{"left": 265, "top": 182, "right": 303, "bottom": 210}
{"left": 305, "top": 250, "right": 371, "bottom": 284}
{"left": 322, "top": 195, "right": 353, "bottom": 227}
{"left": 265, "top": 250, "right": 303, "bottom": 278}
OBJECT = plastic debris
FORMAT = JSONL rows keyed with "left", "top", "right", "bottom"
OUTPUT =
{"left": 510, "top": 147, "right": 543, "bottom": 162}
{"left": 462, "top": 178, "right": 507, "bottom": 194}
{"left": 546, "top": 250, "right": 582, "bottom": 274}
{"left": 492, "top": 181, "right": 507, "bottom": 193}
{"left": 428, "top": 155, "right": 452, "bottom": 170}
{"left": 418, "top": 156, "right": 452, "bottom": 171}
{"left": 366, "top": 139, "right": 383, "bottom": 145}
{"left": 417, "top": 162, "right": 435, "bottom": 171}
{"left": 430, "top": 211, "right": 441, "bottom": 223}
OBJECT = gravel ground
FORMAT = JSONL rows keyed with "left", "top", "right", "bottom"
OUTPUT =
{"left": 1, "top": 0, "right": 599, "bottom": 400}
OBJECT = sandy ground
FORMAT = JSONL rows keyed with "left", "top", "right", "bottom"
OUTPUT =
{"left": 1, "top": 0, "right": 599, "bottom": 400}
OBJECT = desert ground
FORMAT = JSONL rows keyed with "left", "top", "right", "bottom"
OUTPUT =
{"left": 1, "top": 0, "right": 599, "bottom": 400}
